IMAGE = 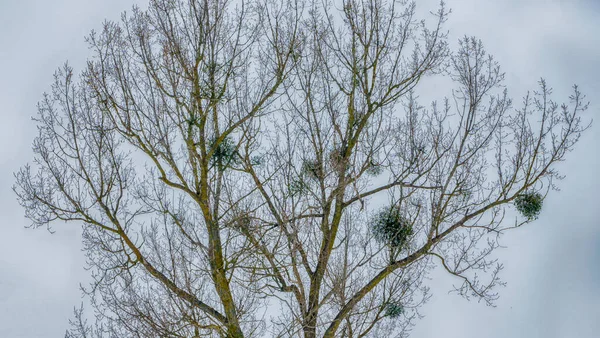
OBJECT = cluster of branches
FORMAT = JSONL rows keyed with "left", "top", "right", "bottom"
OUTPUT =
{"left": 14, "top": 0, "right": 588, "bottom": 337}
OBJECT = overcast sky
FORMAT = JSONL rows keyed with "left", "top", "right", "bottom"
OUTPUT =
{"left": 1, "top": 0, "right": 598, "bottom": 337}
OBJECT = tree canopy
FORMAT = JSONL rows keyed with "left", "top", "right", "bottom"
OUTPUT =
{"left": 14, "top": 0, "right": 589, "bottom": 337}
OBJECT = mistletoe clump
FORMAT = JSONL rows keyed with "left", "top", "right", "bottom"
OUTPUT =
{"left": 365, "top": 161, "right": 383, "bottom": 176}
{"left": 383, "top": 301, "right": 404, "bottom": 319}
{"left": 371, "top": 206, "right": 413, "bottom": 249}
{"left": 209, "top": 136, "right": 239, "bottom": 169}
{"left": 288, "top": 179, "right": 308, "bottom": 196}
{"left": 514, "top": 192, "right": 544, "bottom": 220}
{"left": 301, "top": 159, "right": 324, "bottom": 180}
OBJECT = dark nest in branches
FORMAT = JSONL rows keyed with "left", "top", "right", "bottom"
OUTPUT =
{"left": 328, "top": 146, "right": 349, "bottom": 173}
{"left": 383, "top": 301, "right": 404, "bottom": 319}
{"left": 233, "top": 214, "right": 252, "bottom": 230}
{"left": 227, "top": 210, "right": 257, "bottom": 234}
{"left": 514, "top": 192, "right": 544, "bottom": 220}
{"left": 371, "top": 206, "right": 413, "bottom": 249}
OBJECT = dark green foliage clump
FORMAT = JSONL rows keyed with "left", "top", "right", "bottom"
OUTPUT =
{"left": 372, "top": 206, "right": 413, "bottom": 249}
{"left": 514, "top": 192, "right": 543, "bottom": 220}
{"left": 209, "top": 137, "right": 239, "bottom": 169}
{"left": 288, "top": 179, "right": 308, "bottom": 196}
{"left": 384, "top": 301, "right": 404, "bottom": 318}
{"left": 250, "top": 155, "right": 263, "bottom": 166}
{"left": 301, "top": 159, "right": 323, "bottom": 180}
{"left": 365, "top": 162, "right": 383, "bottom": 176}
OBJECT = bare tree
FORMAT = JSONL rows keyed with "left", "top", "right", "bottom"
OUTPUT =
{"left": 14, "top": 0, "right": 589, "bottom": 337}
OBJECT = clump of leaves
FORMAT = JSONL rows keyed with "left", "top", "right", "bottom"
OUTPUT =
{"left": 371, "top": 206, "right": 413, "bottom": 249}
{"left": 209, "top": 136, "right": 239, "bottom": 169}
{"left": 288, "top": 179, "right": 308, "bottom": 196}
{"left": 365, "top": 160, "right": 383, "bottom": 176}
{"left": 250, "top": 155, "right": 263, "bottom": 166}
{"left": 301, "top": 159, "right": 323, "bottom": 180}
{"left": 383, "top": 301, "right": 404, "bottom": 319}
{"left": 514, "top": 192, "right": 544, "bottom": 220}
